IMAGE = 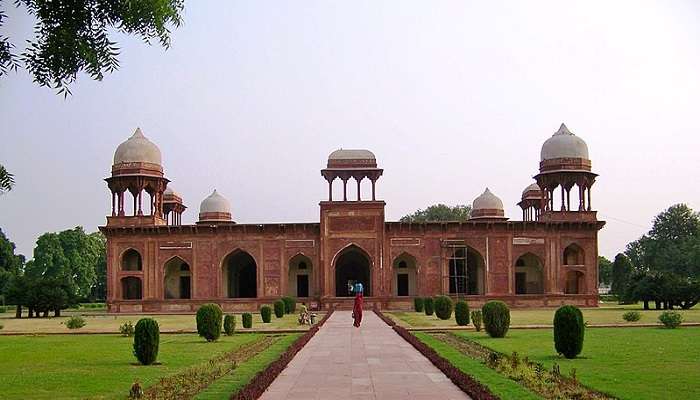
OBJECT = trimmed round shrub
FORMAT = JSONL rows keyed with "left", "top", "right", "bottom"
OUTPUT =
{"left": 274, "top": 300, "right": 285, "bottom": 318}
{"left": 659, "top": 311, "right": 683, "bottom": 328}
{"left": 66, "top": 315, "right": 86, "bottom": 329}
{"left": 434, "top": 296, "right": 453, "bottom": 320}
{"left": 133, "top": 318, "right": 159, "bottom": 365}
{"left": 553, "top": 305, "right": 585, "bottom": 359}
{"left": 196, "top": 303, "right": 223, "bottom": 342}
{"left": 281, "top": 296, "right": 297, "bottom": 314}
{"left": 223, "top": 314, "right": 236, "bottom": 335}
{"left": 242, "top": 312, "right": 253, "bottom": 328}
{"left": 622, "top": 310, "right": 641, "bottom": 322}
{"left": 423, "top": 297, "right": 434, "bottom": 316}
{"left": 414, "top": 297, "right": 424, "bottom": 313}
{"left": 471, "top": 310, "right": 483, "bottom": 332}
{"left": 455, "top": 300, "right": 470, "bottom": 326}
{"left": 482, "top": 301, "right": 510, "bottom": 338}
{"left": 261, "top": 305, "right": 272, "bottom": 323}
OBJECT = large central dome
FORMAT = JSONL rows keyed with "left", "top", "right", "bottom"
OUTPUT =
{"left": 113, "top": 128, "right": 162, "bottom": 166}
{"left": 540, "top": 123, "right": 589, "bottom": 161}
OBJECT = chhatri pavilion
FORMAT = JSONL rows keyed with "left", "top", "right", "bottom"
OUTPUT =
{"left": 100, "top": 124, "right": 604, "bottom": 312}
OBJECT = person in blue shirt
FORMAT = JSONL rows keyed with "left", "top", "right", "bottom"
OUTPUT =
{"left": 354, "top": 281, "right": 363, "bottom": 295}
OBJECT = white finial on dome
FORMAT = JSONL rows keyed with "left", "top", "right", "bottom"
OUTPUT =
{"left": 555, "top": 123, "right": 572, "bottom": 135}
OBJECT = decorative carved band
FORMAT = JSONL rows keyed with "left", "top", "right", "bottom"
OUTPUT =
{"left": 390, "top": 238, "right": 421, "bottom": 246}
{"left": 513, "top": 237, "right": 545, "bottom": 245}
{"left": 285, "top": 239, "right": 315, "bottom": 248}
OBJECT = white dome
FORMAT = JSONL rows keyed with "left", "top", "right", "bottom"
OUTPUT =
{"left": 522, "top": 183, "right": 541, "bottom": 197}
{"left": 199, "top": 189, "right": 231, "bottom": 214}
{"left": 164, "top": 186, "right": 180, "bottom": 197}
{"left": 328, "top": 149, "right": 376, "bottom": 160}
{"left": 113, "top": 128, "right": 162, "bottom": 165}
{"left": 472, "top": 188, "right": 504, "bottom": 211}
{"left": 540, "top": 123, "right": 589, "bottom": 161}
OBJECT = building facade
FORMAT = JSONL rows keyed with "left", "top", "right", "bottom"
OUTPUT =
{"left": 101, "top": 124, "right": 604, "bottom": 313}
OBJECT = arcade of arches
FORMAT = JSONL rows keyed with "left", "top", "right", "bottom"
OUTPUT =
{"left": 335, "top": 246, "right": 371, "bottom": 297}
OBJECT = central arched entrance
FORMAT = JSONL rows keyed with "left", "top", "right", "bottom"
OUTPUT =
{"left": 335, "top": 245, "right": 371, "bottom": 297}
{"left": 222, "top": 250, "right": 257, "bottom": 298}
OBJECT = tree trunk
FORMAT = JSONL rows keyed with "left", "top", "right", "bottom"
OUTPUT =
{"left": 42, "top": 309, "right": 48, "bottom": 318}
{"left": 28, "top": 307, "right": 34, "bottom": 318}
{"left": 15, "top": 304, "right": 22, "bottom": 319}
{"left": 643, "top": 300, "right": 649, "bottom": 310}
{"left": 655, "top": 300, "right": 661, "bottom": 310}
{"left": 54, "top": 308, "right": 61, "bottom": 317}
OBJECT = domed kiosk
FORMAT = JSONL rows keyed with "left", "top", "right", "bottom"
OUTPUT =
{"left": 197, "top": 189, "right": 234, "bottom": 224}
{"left": 470, "top": 188, "right": 508, "bottom": 220}
{"left": 163, "top": 186, "right": 186, "bottom": 225}
{"left": 321, "top": 149, "right": 383, "bottom": 201}
{"left": 518, "top": 183, "right": 543, "bottom": 221}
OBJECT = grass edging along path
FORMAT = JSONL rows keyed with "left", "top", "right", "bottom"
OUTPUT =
{"left": 229, "top": 310, "right": 334, "bottom": 400}
{"left": 373, "top": 310, "right": 499, "bottom": 400}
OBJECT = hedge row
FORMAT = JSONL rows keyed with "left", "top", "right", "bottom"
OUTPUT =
{"left": 229, "top": 310, "right": 333, "bottom": 400}
{"left": 374, "top": 310, "right": 498, "bottom": 400}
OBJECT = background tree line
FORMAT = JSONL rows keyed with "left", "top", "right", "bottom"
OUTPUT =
{"left": 610, "top": 204, "right": 700, "bottom": 309}
{"left": 0, "top": 227, "right": 106, "bottom": 318}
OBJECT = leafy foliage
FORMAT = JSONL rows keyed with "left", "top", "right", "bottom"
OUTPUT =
{"left": 622, "top": 311, "right": 641, "bottom": 322}
{"left": 611, "top": 253, "right": 633, "bottom": 297}
{"left": 0, "top": 0, "right": 184, "bottom": 94}
{"left": 0, "top": 164, "right": 14, "bottom": 194}
{"left": 413, "top": 297, "right": 424, "bottom": 312}
{"left": 471, "top": 310, "right": 483, "bottom": 332}
{"left": 223, "top": 314, "right": 235, "bottom": 335}
{"left": 133, "top": 318, "right": 159, "bottom": 365}
{"left": 400, "top": 204, "right": 472, "bottom": 223}
{"left": 553, "top": 305, "right": 585, "bottom": 359}
{"left": 598, "top": 256, "right": 612, "bottom": 286}
{"left": 120, "top": 321, "right": 135, "bottom": 337}
{"left": 273, "top": 300, "right": 285, "bottom": 318}
{"left": 65, "top": 315, "right": 86, "bottom": 329}
{"left": 482, "top": 301, "right": 510, "bottom": 338}
{"left": 260, "top": 305, "right": 272, "bottom": 323}
{"left": 242, "top": 312, "right": 252, "bottom": 329}
{"left": 658, "top": 311, "right": 683, "bottom": 328}
{"left": 0, "top": 228, "right": 24, "bottom": 301}
{"left": 434, "top": 296, "right": 453, "bottom": 320}
{"left": 455, "top": 300, "right": 470, "bottom": 326}
{"left": 281, "top": 296, "right": 296, "bottom": 313}
{"left": 196, "top": 304, "right": 223, "bottom": 342}
{"left": 423, "top": 297, "right": 434, "bottom": 316}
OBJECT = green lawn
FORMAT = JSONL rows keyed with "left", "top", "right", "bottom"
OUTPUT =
{"left": 414, "top": 332, "right": 541, "bottom": 400}
{"left": 455, "top": 327, "right": 700, "bottom": 400}
{"left": 389, "top": 303, "right": 700, "bottom": 328}
{"left": 0, "top": 311, "right": 315, "bottom": 334}
{"left": 0, "top": 333, "right": 290, "bottom": 400}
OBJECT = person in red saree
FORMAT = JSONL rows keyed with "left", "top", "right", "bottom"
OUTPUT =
{"left": 352, "top": 292, "right": 363, "bottom": 327}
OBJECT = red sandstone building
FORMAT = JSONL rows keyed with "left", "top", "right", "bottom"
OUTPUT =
{"left": 101, "top": 124, "right": 604, "bottom": 313}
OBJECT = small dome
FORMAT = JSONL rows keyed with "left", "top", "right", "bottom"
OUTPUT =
{"left": 328, "top": 149, "right": 376, "bottom": 160}
{"left": 199, "top": 189, "right": 231, "bottom": 215}
{"left": 164, "top": 186, "right": 176, "bottom": 196}
{"left": 113, "top": 128, "right": 162, "bottom": 166}
{"left": 522, "top": 183, "right": 541, "bottom": 198}
{"left": 470, "top": 188, "right": 507, "bottom": 220}
{"left": 540, "top": 123, "right": 589, "bottom": 161}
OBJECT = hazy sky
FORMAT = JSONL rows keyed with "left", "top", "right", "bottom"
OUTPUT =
{"left": 1, "top": 1, "right": 699, "bottom": 259}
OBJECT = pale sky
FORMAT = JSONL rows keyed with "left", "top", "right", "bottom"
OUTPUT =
{"left": 1, "top": 1, "right": 699, "bottom": 259}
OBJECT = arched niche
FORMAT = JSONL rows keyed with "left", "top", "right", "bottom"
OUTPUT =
{"left": 288, "top": 254, "right": 313, "bottom": 298}
{"left": 121, "top": 249, "right": 142, "bottom": 271}
{"left": 121, "top": 276, "right": 142, "bottom": 300}
{"left": 514, "top": 253, "right": 544, "bottom": 294}
{"left": 164, "top": 257, "right": 191, "bottom": 299}
{"left": 393, "top": 253, "right": 417, "bottom": 297}
{"left": 334, "top": 245, "right": 371, "bottom": 297}
{"left": 565, "top": 270, "right": 585, "bottom": 294}
{"left": 564, "top": 243, "right": 584, "bottom": 266}
{"left": 448, "top": 247, "right": 485, "bottom": 295}
{"left": 222, "top": 250, "right": 257, "bottom": 298}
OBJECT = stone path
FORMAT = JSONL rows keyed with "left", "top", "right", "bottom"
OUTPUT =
{"left": 260, "top": 310, "right": 471, "bottom": 400}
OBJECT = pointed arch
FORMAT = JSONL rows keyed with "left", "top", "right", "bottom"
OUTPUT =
{"left": 121, "top": 248, "right": 142, "bottom": 271}
{"left": 565, "top": 270, "right": 585, "bottom": 294}
{"left": 221, "top": 249, "right": 257, "bottom": 298}
{"left": 564, "top": 243, "right": 584, "bottom": 265}
{"left": 334, "top": 244, "right": 372, "bottom": 297}
{"left": 448, "top": 246, "right": 485, "bottom": 295}
{"left": 163, "top": 256, "right": 191, "bottom": 299}
{"left": 288, "top": 253, "right": 313, "bottom": 298}
{"left": 393, "top": 252, "right": 417, "bottom": 296}
{"left": 514, "top": 252, "right": 544, "bottom": 294}
{"left": 121, "top": 276, "right": 142, "bottom": 300}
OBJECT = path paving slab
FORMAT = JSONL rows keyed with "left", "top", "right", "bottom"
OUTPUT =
{"left": 260, "top": 311, "right": 471, "bottom": 400}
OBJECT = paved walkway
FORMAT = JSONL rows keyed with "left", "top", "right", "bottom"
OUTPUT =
{"left": 260, "top": 311, "right": 470, "bottom": 400}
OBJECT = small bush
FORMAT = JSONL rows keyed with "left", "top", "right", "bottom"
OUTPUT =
{"left": 434, "top": 296, "right": 453, "bottom": 320}
{"left": 424, "top": 297, "right": 434, "bottom": 316}
{"left": 66, "top": 315, "right": 86, "bottom": 329}
{"left": 224, "top": 315, "right": 236, "bottom": 335}
{"left": 482, "top": 301, "right": 510, "bottom": 338}
{"left": 273, "top": 300, "right": 285, "bottom": 318}
{"left": 133, "top": 318, "right": 159, "bottom": 365}
{"left": 261, "top": 306, "right": 272, "bottom": 323}
{"left": 0, "top": 323, "right": 3, "bottom": 330}
{"left": 659, "top": 311, "right": 683, "bottom": 328}
{"left": 413, "top": 297, "right": 424, "bottom": 312}
{"left": 554, "top": 305, "right": 585, "bottom": 359}
{"left": 120, "top": 321, "right": 135, "bottom": 337}
{"left": 455, "top": 300, "right": 470, "bottom": 326}
{"left": 622, "top": 311, "right": 641, "bottom": 322}
{"left": 242, "top": 312, "right": 253, "bottom": 328}
{"left": 196, "top": 303, "right": 223, "bottom": 342}
{"left": 281, "top": 296, "right": 296, "bottom": 314}
{"left": 471, "top": 310, "right": 483, "bottom": 331}
{"left": 0, "top": 306, "right": 7, "bottom": 313}
{"left": 129, "top": 381, "right": 144, "bottom": 399}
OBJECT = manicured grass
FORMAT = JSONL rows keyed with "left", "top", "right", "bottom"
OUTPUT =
{"left": 456, "top": 327, "right": 700, "bottom": 400}
{"left": 0, "top": 333, "right": 264, "bottom": 400}
{"left": 0, "top": 312, "right": 316, "bottom": 334}
{"left": 414, "top": 332, "right": 540, "bottom": 400}
{"left": 195, "top": 333, "right": 302, "bottom": 400}
{"left": 389, "top": 303, "right": 700, "bottom": 328}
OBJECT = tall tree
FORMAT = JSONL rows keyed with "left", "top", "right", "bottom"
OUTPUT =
{"left": 89, "top": 231, "right": 107, "bottom": 301}
{"left": 597, "top": 256, "right": 613, "bottom": 286}
{"left": 611, "top": 253, "right": 633, "bottom": 297}
{"left": 0, "top": 228, "right": 25, "bottom": 302}
{"left": 400, "top": 204, "right": 472, "bottom": 223}
{"left": 1, "top": 0, "right": 184, "bottom": 94}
